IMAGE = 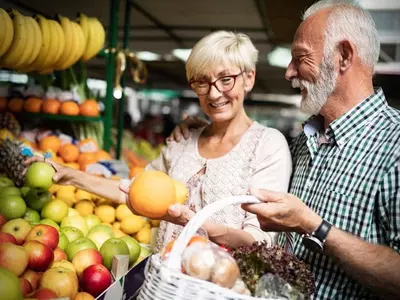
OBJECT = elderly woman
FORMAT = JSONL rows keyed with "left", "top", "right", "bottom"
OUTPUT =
{"left": 28, "top": 31, "right": 292, "bottom": 251}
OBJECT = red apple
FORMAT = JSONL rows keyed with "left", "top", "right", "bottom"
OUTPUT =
{"left": 31, "top": 287, "right": 58, "bottom": 299}
{"left": 0, "top": 213, "right": 6, "bottom": 228}
{"left": 1, "top": 218, "right": 31, "bottom": 245}
{"left": 53, "top": 247, "right": 67, "bottom": 262}
{"left": 72, "top": 248, "right": 103, "bottom": 277}
{"left": 21, "top": 269, "right": 42, "bottom": 291}
{"left": 19, "top": 277, "right": 33, "bottom": 296}
{"left": 0, "top": 232, "right": 17, "bottom": 244}
{"left": 80, "top": 264, "right": 112, "bottom": 297}
{"left": 23, "top": 241, "right": 54, "bottom": 272}
{"left": 26, "top": 225, "right": 59, "bottom": 250}
{"left": 0, "top": 242, "right": 29, "bottom": 276}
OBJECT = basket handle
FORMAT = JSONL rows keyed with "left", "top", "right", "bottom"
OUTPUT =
{"left": 165, "top": 195, "right": 260, "bottom": 270}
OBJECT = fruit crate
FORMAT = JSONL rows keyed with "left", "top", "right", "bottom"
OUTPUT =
{"left": 95, "top": 256, "right": 149, "bottom": 300}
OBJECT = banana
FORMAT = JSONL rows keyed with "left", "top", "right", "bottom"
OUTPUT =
{"left": 82, "top": 17, "right": 105, "bottom": 61}
{"left": 17, "top": 15, "right": 43, "bottom": 71}
{"left": 0, "top": 9, "right": 27, "bottom": 68}
{"left": 14, "top": 15, "right": 35, "bottom": 70}
{"left": 70, "top": 21, "right": 85, "bottom": 65}
{"left": 77, "top": 12, "right": 89, "bottom": 50}
{"left": 0, "top": 8, "right": 14, "bottom": 58}
{"left": 40, "top": 18, "right": 59, "bottom": 72}
{"left": 26, "top": 15, "right": 51, "bottom": 72}
{"left": 45, "top": 19, "right": 65, "bottom": 72}
{"left": 55, "top": 15, "right": 77, "bottom": 70}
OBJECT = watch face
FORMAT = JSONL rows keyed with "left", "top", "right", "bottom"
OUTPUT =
{"left": 302, "top": 236, "right": 323, "bottom": 253}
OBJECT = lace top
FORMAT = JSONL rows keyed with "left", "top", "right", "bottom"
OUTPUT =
{"left": 146, "top": 122, "right": 293, "bottom": 252}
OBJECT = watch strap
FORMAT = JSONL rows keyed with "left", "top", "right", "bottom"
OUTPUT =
{"left": 313, "top": 220, "right": 332, "bottom": 243}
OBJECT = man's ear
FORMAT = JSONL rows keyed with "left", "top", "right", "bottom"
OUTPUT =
{"left": 338, "top": 40, "right": 354, "bottom": 73}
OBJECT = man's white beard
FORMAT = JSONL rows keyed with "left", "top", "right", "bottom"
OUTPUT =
{"left": 292, "top": 55, "right": 338, "bottom": 115}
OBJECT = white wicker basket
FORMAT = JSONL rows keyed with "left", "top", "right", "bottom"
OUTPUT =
{"left": 137, "top": 195, "right": 281, "bottom": 300}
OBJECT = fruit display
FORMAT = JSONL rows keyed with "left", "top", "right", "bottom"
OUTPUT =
{"left": 0, "top": 8, "right": 105, "bottom": 73}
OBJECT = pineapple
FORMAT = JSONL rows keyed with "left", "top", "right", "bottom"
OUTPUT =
{"left": 0, "top": 139, "right": 26, "bottom": 187}
{"left": 0, "top": 112, "right": 21, "bottom": 137}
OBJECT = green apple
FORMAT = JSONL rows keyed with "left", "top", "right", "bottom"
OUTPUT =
{"left": 0, "top": 196, "right": 26, "bottom": 220}
{"left": 0, "top": 266, "right": 23, "bottom": 300}
{"left": 67, "top": 208, "right": 79, "bottom": 217}
{"left": 65, "top": 237, "right": 97, "bottom": 261}
{"left": 23, "top": 208, "right": 41, "bottom": 224}
{"left": 100, "top": 238, "right": 130, "bottom": 270}
{"left": 40, "top": 218, "right": 60, "bottom": 231}
{"left": 121, "top": 236, "right": 141, "bottom": 266}
{"left": 87, "top": 224, "right": 113, "bottom": 236}
{"left": 0, "top": 187, "right": 21, "bottom": 198}
{"left": 24, "top": 162, "right": 55, "bottom": 190}
{"left": 60, "top": 215, "right": 88, "bottom": 235}
{"left": 24, "top": 188, "right": 52, "bottom": 211}
{"left": 20, "top": 186, "right": 30, "bottom": 197}
{"left": 86, "top": 228, "right": 114, "bottom": 250}
{"left": 41, "top": 199, "right": 68, "bottom": 223}
{"left": 84, "top": 215, "right": 101, "bottom": 231}
{"left": 58, "top": 231, "right": 69, "bottom": 250}
{"left": 61, "top": 227, "right": 83, "bottom": 243}
{"left": 0, "top": 177, "right": 14, "bottom": 188}
{"left": 135, "top": 244, "right": 153, "bottom": 266}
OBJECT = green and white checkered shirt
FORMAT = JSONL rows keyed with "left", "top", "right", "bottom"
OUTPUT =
{"left": 279, "top": 88, "right": 400, "bottom": 299}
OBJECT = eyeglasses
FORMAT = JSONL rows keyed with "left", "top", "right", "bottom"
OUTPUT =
{"left": 189, "top": 71, "right": 245, "bottom": 96}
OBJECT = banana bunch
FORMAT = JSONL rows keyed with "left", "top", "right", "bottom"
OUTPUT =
{"left": 0, "top": 9, "right": 43, "bottom": 71}
{"left": 0, "top": 8, "right": 14, "bottom": 58}
{"left": 54, "top": 15, "right": 86, "bottom": 71}
{"left": 78, "top": 13, "right": 105, "bottom": 62}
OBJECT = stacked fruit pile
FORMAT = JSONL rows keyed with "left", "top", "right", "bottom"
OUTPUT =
{"left": 0, "top": 8, "right": 105, "bottom": 73}
{"left": 0, "top": 162, "right": 154, "bottom": 299}
{"left": 1, "top": 97, "right": 100, "bottom": 117}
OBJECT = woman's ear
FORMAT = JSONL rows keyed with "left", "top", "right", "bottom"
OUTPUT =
{"left": 244, "top": 70, "right": 256, "bottom": 92}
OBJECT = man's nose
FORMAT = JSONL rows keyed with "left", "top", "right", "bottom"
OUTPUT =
{"left": 285, "top": 59, "right": 298, "bottom": 81}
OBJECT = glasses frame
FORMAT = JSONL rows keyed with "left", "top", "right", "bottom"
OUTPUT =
{"left": 188, "top": 71, "right": 245, "bottom": 96}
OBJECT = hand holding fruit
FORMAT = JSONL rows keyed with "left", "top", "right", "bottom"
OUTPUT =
{"left": 25, "top": 156, "right": 77, "bottom": 186}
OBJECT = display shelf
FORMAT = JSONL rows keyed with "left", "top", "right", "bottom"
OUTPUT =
{"left": 15, "top": 112, "right": 102, "bottom": 122}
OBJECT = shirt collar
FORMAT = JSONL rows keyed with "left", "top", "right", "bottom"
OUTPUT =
{"left": 302, "top": 88, "right": 387, "bottom": 149}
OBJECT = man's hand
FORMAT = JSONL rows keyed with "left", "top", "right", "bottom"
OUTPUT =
{"left": 242, "top": 188, "right": 322, "bottom": 234}
{"left": 25, "top": 156, "right": 78, "bottom": 185}
{"left": 166, "top": 116, "right": 209, "bottom": 142}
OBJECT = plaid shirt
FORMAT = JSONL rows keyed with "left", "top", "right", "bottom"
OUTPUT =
{"left": 279, "top": 88, "right": 400, "bottom": 299}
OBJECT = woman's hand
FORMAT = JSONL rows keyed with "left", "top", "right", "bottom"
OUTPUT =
{"left": 119, "top": 180, "right": 194, "bottom": 225}
{"left": 166, "top": 116, "right": 209, "bottom": 142}
{"left": 25, "top": 156, "right": 79, "bottom": 186}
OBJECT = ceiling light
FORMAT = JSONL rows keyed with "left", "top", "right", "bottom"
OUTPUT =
{"left": 172, "top": 49, "right": 192, "bottom": 61}
{"left": 267, "top": 47, "right": 292, "bottom": 68}
{"left": 136, "top": 51, "right": 161, "bottom": 61}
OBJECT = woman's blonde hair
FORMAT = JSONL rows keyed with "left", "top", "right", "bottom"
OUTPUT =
{"left": 186, "top": 31, "right": 258, "bottom": 81}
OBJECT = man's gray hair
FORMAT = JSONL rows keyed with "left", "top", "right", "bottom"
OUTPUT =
{"left": 303, "top": 0, "right": 380, "bottom": 68}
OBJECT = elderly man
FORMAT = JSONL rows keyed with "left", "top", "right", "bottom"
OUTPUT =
{"left": 170, "top": 0, "right": 400, "bottom": 299}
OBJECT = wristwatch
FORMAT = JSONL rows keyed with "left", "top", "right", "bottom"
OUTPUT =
{"left": 302, "top": 220, "right": 332, "bottom": 252}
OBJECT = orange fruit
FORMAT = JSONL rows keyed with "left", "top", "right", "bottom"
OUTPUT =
{"left": 60, "top": 101, "right": 79, "bottom": 116}
{"left": 161, "top": 236, "right": 209, "bottom": 260}
{"left": 95, "top": 150, "right": 112, "bottom": 161}
{"left": 24, "top": 97, "right": 43, "bottom": 113}
{"left": 129, "top": 170, "right": 176, "bottom": 219}
{"left": 7, "top": 97, "right": 24, "bottom": 112}
{"left": 0, "top": 97, "right": 7, "bottom": 112}
{"left": 42, "top": 98, "right": 61, "bottom": 114}
{"left": 59, "top": 143, "right": 80, "bottom": 162}
{"left": 65, "top": 162, "right": 80, "bottom": 170}
{"left": 75, "top": 292, "right": 95, "bottom": 300}
{"left": 79, "top": 100, "right": 99, "bottom": 117}
{"left": 78, "top": 152, "right": 97, "bottom": 170}
{"left": 129, "top": 166, "right": 145, "bottom": 179}
{"left": 39, "top": 135, "right": 62, "bottom": 153}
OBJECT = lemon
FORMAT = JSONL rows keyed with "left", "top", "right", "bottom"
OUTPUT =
{"left": 143, "top": 222, "right": 151, "bottom": 229}
{"left": 56, "top": 189, "right": 76, "bottom": 207}
{"left": 102, "top": 222, "right": 112, "bottom": 228}
{"left": 75, "top": 189, "right": 92, "bottom": 201}
{"left": 120, "top": 215, "right": 146, "bottom": 235}
{"left": 173, "top": 179, "right": 188, "bottom": 204}
{"left": 150, "top": 219, "right": 161, "bottom": 227}
{"left": 135, "top": 227, "right": 151, "bottom": 244}
{"left": 74, "top": 200, "right": 94, "bottom": 217}
{"left": 112, "top": 221, "right": 121, "bottom": 230}
{"left": 94, "top": 205, "right": 115, "bottom": 223}
{"left": 112, "top": 228, "right": 126, "bottom": 238}
{"left": 115, "top": 204, "right": 133, "bottom": 221}
{"left": 48, "top": 184, "right": 61, "bottom": 195}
